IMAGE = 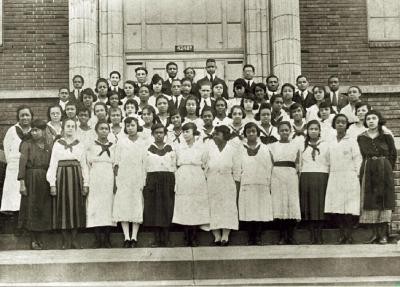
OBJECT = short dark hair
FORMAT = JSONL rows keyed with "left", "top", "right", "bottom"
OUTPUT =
{"left": 124, "top": 116, "right": 143, "bottom": 133}
{"left": 182, "top": 122, "right": 200, "bottom": 136}
{"left": 151, "top": 123, "right": 167, "bottom": 134}
{"left": 151, "top": 74, "right": 163, "bottom": 85}
{"left": 363, "top": 110, "right": 386, "bottom": 128}
{"left": 354, "top": 102, "right": 372, "bottom": 114}
{"left": 243, "top": 122, "right": 260, "bottom": 137}
{"left": 95, "top": 120, "right": 110, "bottom": 132}
{"left": 109, "top": 70, "right": 121, "bottom": 78}
{"left": 80, "top": 88, "right": 97, "bottom": 102}
{"left": 72, "top": 74, "right": 84, "bottom": 85}
{"left": 296, "top": 74, "right": 308, "bottom": 82}
{"left": 31, "top": 119, "right": 47, "bottom": 130}
{"left": 201, "top": 106, "right": 215, "bottom": 118}
{"left": 243, "top": 64, "right": 255, "bottom": 72}
{"left": 166, "top": 62, "right": 178, "bottom": 70}
{"left": 206, "top": 58, "right": 216, "bottom": 65}
{"left": 77, "top": 106, "right": 91, "bottom": 116}
{"left": 95, "top": 78, "right": 109, "bottom": 92}
{"left": 331, "top": 113, "right": 350, "bottom": 130}
{"left": 214, "top": 125, "right": 231, "bottom": 141}
{"left": 183, "top": 67, "right": 196, "bottom": 76}
{"left": 228, "top": 105, "right": 246, "bottom": 119}
{"left": 289, "top": 103, "right": 304, "bottom": 118}
{"left": 255, "top": 103, "right": 272, "bottom": 121}
{"left": 328, "top": 75, "right": 339, "bottom": 82}
{"left": 47, "top": 104, "right": 63, "bottom": 121}
{"left": 277, "top": 121, "right": 291, "bottom": 131}
{"left": 270, "top": 94, "right": 283, "bottom": 105}
{"left": 266, "top": 74, "right": 279, "bottom": 83}
{"left": 135, "top": 67, "right": 148, "bottom": 74}
{"left": 93, "top": 102, "right": 108, "bottom": 114}
{"left": 123, "top": 98, "right": 139, "bottom": 113}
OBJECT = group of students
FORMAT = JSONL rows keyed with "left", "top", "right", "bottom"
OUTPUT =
{"left": 0, "top": 59, "right": 397, "bottom": 250}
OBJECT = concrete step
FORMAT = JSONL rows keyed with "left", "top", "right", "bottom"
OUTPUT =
{"left": 1, "top": 245, "right": 400, "bottom": 284}
{"left": 0, "top": 228, "right": 385, "bottom": 250}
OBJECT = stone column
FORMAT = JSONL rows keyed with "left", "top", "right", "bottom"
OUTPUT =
{"left": 270, "top": 0, "right": 301, "bottom": 84}
{"left": 69, "top": 0, "right": 99, "bottom": 89}
{"left": 99, "top": 0, "right": 124, "bottom": 80}
{"left": 245, "top": 0, "right": 271, "bottom": 82}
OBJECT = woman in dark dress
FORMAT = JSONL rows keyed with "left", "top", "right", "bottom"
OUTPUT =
{"left": 357, "top": 110, "right": 397, "bottom": 244}
{"left": 18, "top": 120, "right": 52, "bottom": 250}
{"left": 143, "top": 123, "right": 176, "bottom": 247}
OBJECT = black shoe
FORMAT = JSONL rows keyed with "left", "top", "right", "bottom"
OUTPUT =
{"left": 211, "top": 241, "right": 221, "bottom": 246}
{"left": 379, "top": 236, "right": 388, "bottom": 245}
{"left": 346, "top": 236, "right": 354, "bottom": 244}
{"left": 220, "top": 240, "right": 229, "bottom": 246}
{"left": 130, "top": 239, "right": 137, "bottom": 248}
{"left": 123, "top": 240, "right": 130, "bottom": 248}
{"left": 191, "top": 239, "right": 199, "bottom": 247}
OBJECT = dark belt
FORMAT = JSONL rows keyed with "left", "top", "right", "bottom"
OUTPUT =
{"left": 273, "top": 161, "right": 296, "bottom": 168}
{"left": 57, "top": 160, "right": 80, "bottom": 167}
{"left": 366, "top": 156, "right": 386, "bottom": 160}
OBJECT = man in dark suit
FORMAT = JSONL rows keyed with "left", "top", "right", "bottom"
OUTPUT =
{"left": 294, "top": 74, "right": 315, "bottom": 109}
{"left": 196, "top": 58, "right": 229, "bottom": 99}
{"left": 162, "top": 62, "right": 179, "bottom": 96}
{"left": 266, "top": 74, "right": 280, "bottom": 100}
{"left": 69, "top": 74, "right": 84, "bottom": 103}
{"left": 242, "top": 64, "right": 257, "bottom": 92}
{"left": 134, "top": 67, "right": 149, "bottom": 94}
{"left": 168, "top": 79, "right": 186, "bottom": 116}
{"left": 198, "top": 81, "right": 216, "bottom": 115}
{"left": 109, "top": 70, "right": 126, "bottom": 100}
{"left": 326, "top": 75, "right": 348, "bottom": 112}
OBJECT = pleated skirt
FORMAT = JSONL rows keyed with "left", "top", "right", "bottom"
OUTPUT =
{"left": 52, "top": 160, "right": 86, "bottom": 230}
{"left": 143, "top": 172, "right": 175, "bottom": 227}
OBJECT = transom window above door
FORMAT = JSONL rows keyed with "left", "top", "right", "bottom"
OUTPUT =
{"left": 124, "top": 0, "right": 244, "bottom": 52}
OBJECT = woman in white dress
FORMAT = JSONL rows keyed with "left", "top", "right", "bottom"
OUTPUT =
{"left": 239, "top": 122, "right": 274, "bottom": 245}
{"left": 113, "top": 117, "right": 146, "bottom": 248}
{"left": 324, "top": 114, "right": 362, "bottom": 244}
{"left": 86, "top": 120, "right": 116, "bottom": 248}
{"left": 269, "top": 121, "right": 301, "bottom": 245}
{"left": 205, "top": 125, "right": 240, "bottom": 246}
{"left": 108, "top": 107, "right": 125, "bottom": 144}
{"left": 1, "top": 106, "right": 32, "bottom": 214}
{"left": 173, "top": 122, "right": 210, "bottom": 246}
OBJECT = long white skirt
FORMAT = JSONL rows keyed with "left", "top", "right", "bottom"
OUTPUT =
{"left": 1, "top": 158, "right": 21, "bottom": 212}
{"left": 239, "top": 184, "right": 273, "bottom": 222}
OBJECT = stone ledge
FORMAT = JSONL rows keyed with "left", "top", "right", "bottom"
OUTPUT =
{"left": 1, "top": 245, "right": 400, "bottom": 284}
{"left": 0, "top": 90, "right": 58, "bottom": 100}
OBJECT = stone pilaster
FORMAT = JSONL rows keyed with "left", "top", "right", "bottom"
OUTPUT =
{"left": 245, "top": 0, "right": 271, "bottom": 82}
{"left": 270, "top": 0, "right": 301, "bottom": 84}
{"left": 69, "top": 0, "right": 98, "bottom": 88}
{"left": 99, "top": 0, "right": 124, "bottom": 80}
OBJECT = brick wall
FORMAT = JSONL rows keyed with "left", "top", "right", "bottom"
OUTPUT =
{"left": 299, "top": 0, "right": 400, "bottom": 86}
{"left": 0, "top": 0, "right": 69, "bottom": 90}
{"left": 0, "top": 98, "right": 55, "bottom": 149}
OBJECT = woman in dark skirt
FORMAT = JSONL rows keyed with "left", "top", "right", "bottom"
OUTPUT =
{"left": 299, "top": 120, "right": 329, "bottom": 244}
{"left": 18, "top": 120, "right": 52, "bottom": 250}
{"left": 46, "top": 118, "right": 89, "bottom": 249}
{"left": 143, "top": 123, "right": 176, "bottom": 247}
{"left": 358, "top": 110, "right": 397, "bottom": 244}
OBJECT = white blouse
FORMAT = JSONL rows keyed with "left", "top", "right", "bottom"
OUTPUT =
{"left": 145, "top": 143, "right": 176, "bottom": 173}
{"left": 300, "top": 140, "right": 330, "bottom": 173}
{"left": 46, "top": 139, "right": 89, "bottom": 187}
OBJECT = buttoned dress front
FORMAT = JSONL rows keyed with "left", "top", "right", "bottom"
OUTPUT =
{"left": 205, "top": 142, "right": 240, "bottom": 230}
{"left": 172, "top": 140, "right": 210, "bottom": 226}
{"left": 324, "top": 135, "right": 362, "bottom": 216}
